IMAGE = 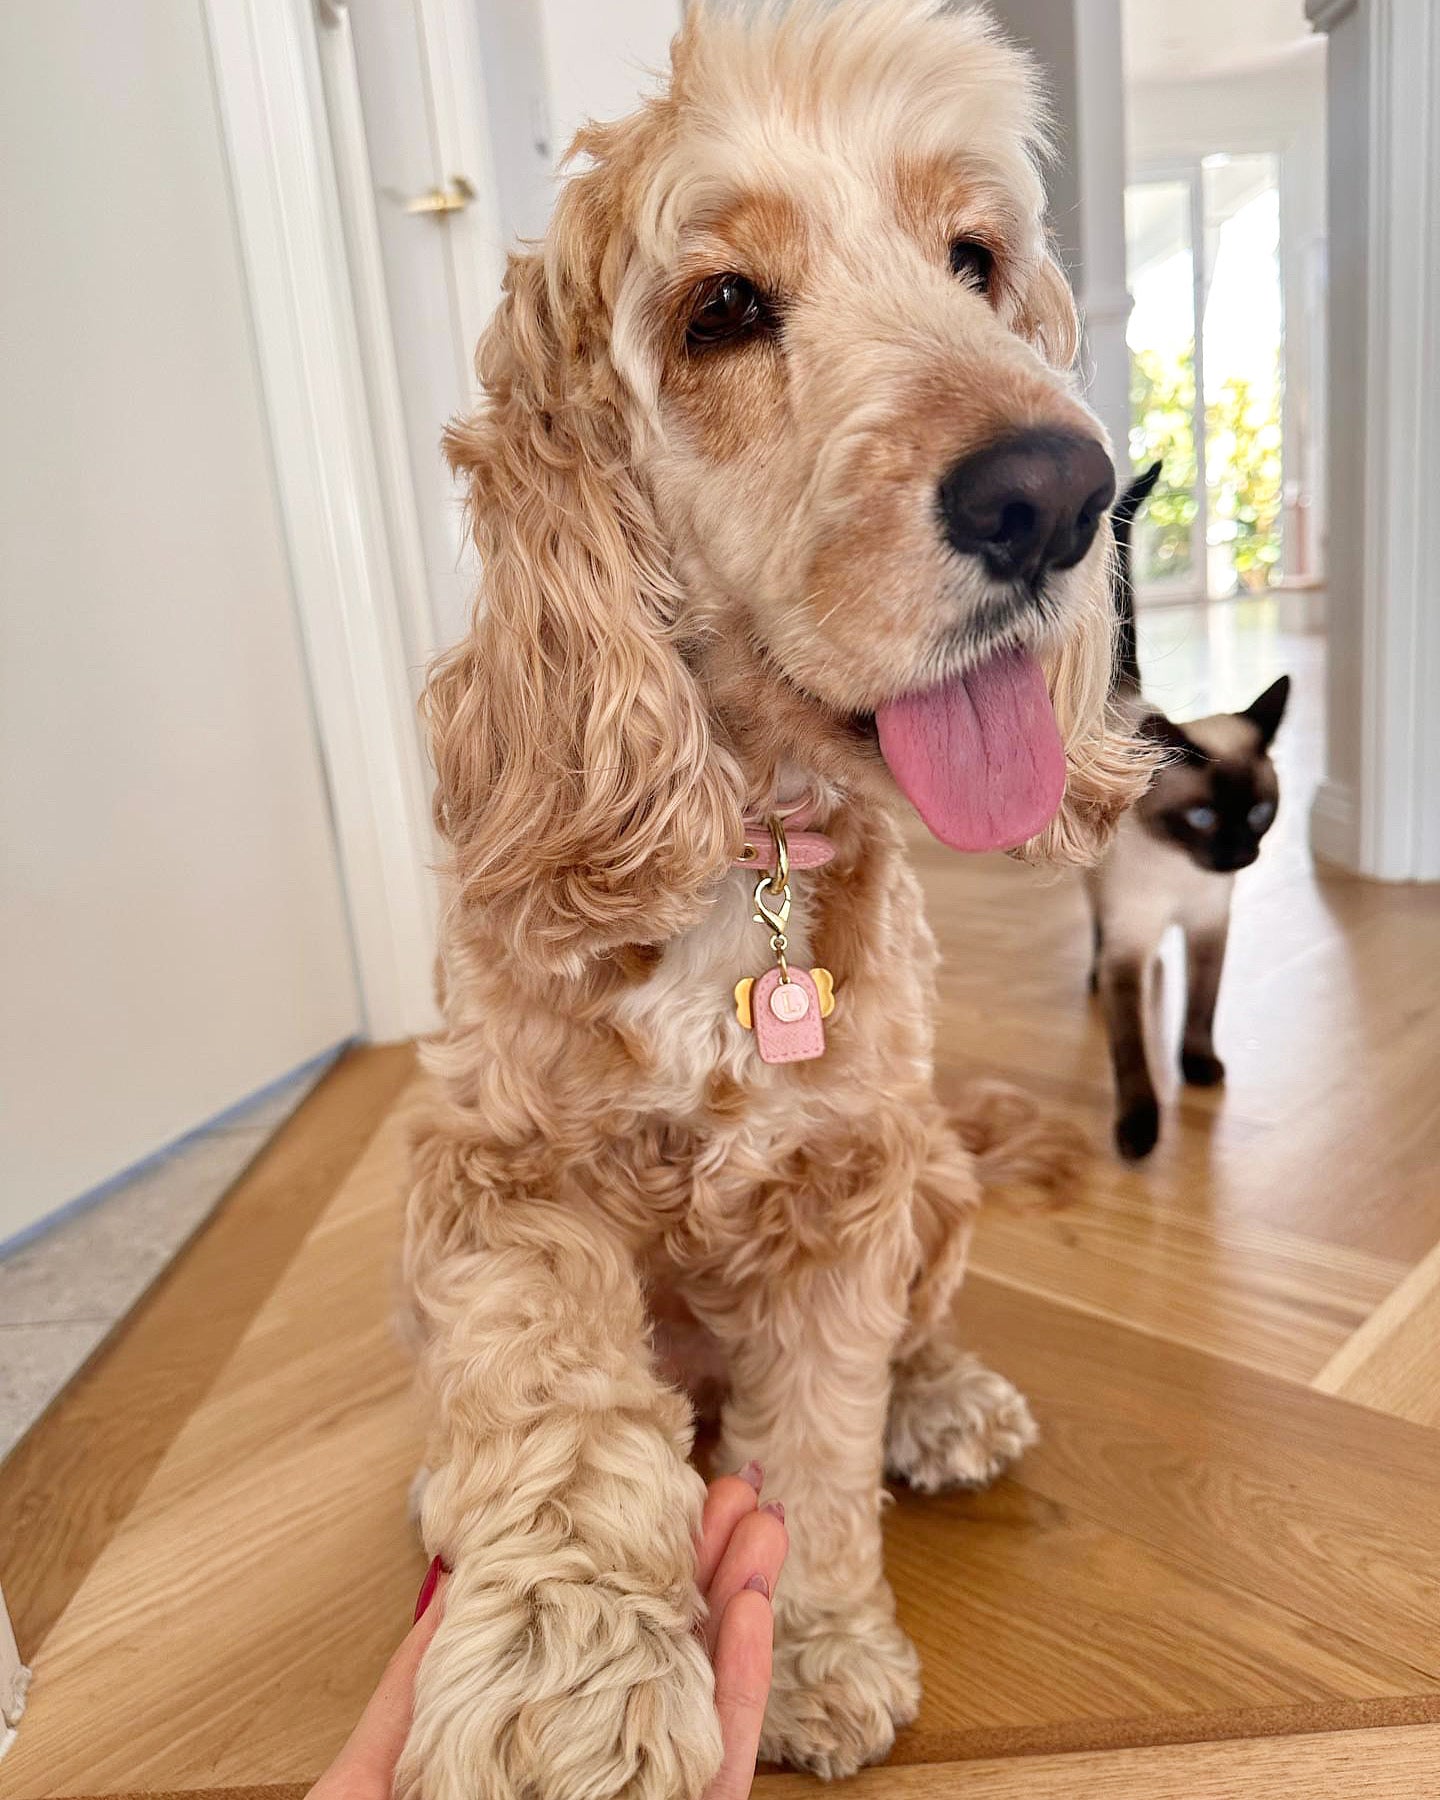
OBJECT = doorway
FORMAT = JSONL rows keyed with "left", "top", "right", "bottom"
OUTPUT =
{"left": 1125, "top": 155, "right": 1287, "bottom": 603}
{"left": 1121, "top": 0, "right": 1328, "bottom": 634}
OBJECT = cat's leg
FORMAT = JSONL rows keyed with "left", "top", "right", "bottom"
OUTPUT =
{"left": 1181, "top": 913, "right": 1230, "bottom": 1086}
{"left": 1084, "top": 872, "right": 1103, "bottom": 994}
{"left": 1098, "top": 947, "right": 1161, "bottom": 1158}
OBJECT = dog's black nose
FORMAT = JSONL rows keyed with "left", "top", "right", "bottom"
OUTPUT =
{"left": 939, "top": 430, "right": 1116, "bottom": 583}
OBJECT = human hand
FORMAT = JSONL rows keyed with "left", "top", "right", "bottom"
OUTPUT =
{"left": 695, "top": 1461, "right": 790, "bottom": 1799}
{"left": 306, "top": 1466, "right": 788, "bottom": 1800}
{"left": 306, "top": 1554, "right": 448, "bottom": 1800}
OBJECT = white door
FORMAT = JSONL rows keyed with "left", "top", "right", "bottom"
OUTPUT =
{"left": 0, "top": 1, "right": 362, "bottom": 1245}
{"left": 341, "top": 0, "right": 682, "bottom": 654}
{"left": 345, "top": 0, "right": 511, "bottom": 653}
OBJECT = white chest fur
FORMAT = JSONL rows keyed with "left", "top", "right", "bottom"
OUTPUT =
{"left": 613, "top": 868, "right": 815, "bottom": 1112}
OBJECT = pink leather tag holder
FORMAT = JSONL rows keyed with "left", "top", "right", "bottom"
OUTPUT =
{"left": 751, "top": 966, "right": 827, "bottom": 1064}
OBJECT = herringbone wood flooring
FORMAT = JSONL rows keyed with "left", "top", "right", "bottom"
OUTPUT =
{"left": 3, "top": 603, "right": 1438, "bottom": 1797}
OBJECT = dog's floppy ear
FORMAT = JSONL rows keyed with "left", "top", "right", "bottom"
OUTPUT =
{"left": 1010, "top": 249, "right": 1153, "bottom": 860}
{"left": 1016, "top": 251, "right": 1080, "bottom": 371}
{"left": 427, "top": 242, "right": 743, "bottom": 981}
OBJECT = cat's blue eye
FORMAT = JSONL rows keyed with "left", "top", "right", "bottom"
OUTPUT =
{"left": 1184, "top": 805, "right": 1218, "bottom": 831}
{"left": 1247, "top": 800, "right": 1276, "bottom": 831}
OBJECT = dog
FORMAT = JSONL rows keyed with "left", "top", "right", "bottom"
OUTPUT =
{"left": 397, "top": 5, "right": 1148, "bottom": 1795}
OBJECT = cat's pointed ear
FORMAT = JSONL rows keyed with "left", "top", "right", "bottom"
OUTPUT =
{"left": 1114, "top": 460, "right": 1163, "bottom": 528}
{"left": 1139, "top": 711, "right": 1209, "bottom": 766}
{"left": 1243, "top": 675, "right": 1291, "bottom": 747}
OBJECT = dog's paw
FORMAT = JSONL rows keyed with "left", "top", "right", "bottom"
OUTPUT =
{"left": 1115, "top": 1096, "right": 1160, "bottom": 1159}
{"left": 397, "top": 1574, "right": 722, "bottom": 1800}
{"left": 761, "top": 1614, "right": 920, "bottom": 1779}
{"left": 886, "top": 1352, "right": 1037, "bottom": 1493}
{"left": 1181, "top": 1049, "right": 1226, "bottom": 1087}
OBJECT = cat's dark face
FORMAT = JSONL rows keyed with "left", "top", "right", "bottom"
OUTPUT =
{"left": 1137, "top": 675, "right": 1290, "bottom": 874}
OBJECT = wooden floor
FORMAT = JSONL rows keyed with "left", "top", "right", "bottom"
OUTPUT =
{"left": 4, "top": 601, "right": 1440, "bottom": 1798}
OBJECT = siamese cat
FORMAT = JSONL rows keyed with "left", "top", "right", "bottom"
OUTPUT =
{"left": 1088, "top": 461, "right": 1290, "bottom": 1159}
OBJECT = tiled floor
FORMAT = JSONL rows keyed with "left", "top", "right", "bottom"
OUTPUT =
{"left": 0, "top": 1059, "right": 334, "bottom": 1462}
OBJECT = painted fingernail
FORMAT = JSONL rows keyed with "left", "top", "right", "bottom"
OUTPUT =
{"left": 762, "top": 1500, "right": 785, "bottom": 1524}
{"left": 414, "top": 1554, "right": 444, "bottom": 1623}
{"left": 744, "top": 1573, "right": 770, "bottom": 1597}
{"left": 737, "top": 1460, "right": 764, "bottom": 1492}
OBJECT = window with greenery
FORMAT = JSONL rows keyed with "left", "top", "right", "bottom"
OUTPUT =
{"left": 1126, "top": 155, "right": 1284, "bottom": 599}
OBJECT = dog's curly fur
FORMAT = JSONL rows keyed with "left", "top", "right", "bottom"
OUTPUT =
{"left": 398, "top": 6, "right": 1149, "bottom": 1795}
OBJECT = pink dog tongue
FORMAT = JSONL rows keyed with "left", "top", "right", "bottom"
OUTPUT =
{"left": 875, "top": 646, "right": 1066, "bottom": 852}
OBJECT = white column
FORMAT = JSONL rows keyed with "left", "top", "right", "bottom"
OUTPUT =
{"left": 1307, "top": 0, "right": 1440, "bottom": 881}
{"left": 985, "top": 0, "right": 1133, "bottom": 460}
{"left": 1073, "top": 0, "right": 1133, "bottom": 463}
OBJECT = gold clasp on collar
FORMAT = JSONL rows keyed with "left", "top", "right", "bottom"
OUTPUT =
{"left": 752, "top": 813, "right": 793, "bottom": 978}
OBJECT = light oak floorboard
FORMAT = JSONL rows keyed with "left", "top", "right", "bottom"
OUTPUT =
{"left": 1314, "top": 1239, "right": 1440, "bottom": 1426}
{"left": 751, "top": 1724, "right": 1440, "bottom": 1798}
{"left": 0, "top": 1087, "right": 429, "bottom": 1798}
{"left": 0, "top": 1045, "right": 415, "bottom": 1658}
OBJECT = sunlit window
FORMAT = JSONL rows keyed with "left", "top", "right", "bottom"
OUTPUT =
{"left": 1125, "top": 155, "right": 1284, "bottom": 600}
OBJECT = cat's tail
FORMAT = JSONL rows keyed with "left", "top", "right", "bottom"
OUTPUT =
{"left": 1110, "top": 459, "right": 1163, "bottom": 697}
{"left": 950, "top": 1078, "right": 1088, "bottom": 1208}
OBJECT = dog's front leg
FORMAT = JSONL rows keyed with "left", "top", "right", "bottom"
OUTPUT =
{"left": 886, "top": 1123, "right": 1037, "bottom": 1494}
{"left": 708, "top": 1245, "right": 921, "bottom": 1779}
{"left": 396, "top": 1200, "right": 722, "bottom": 1800}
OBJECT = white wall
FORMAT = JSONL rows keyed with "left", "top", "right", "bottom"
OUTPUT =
{"left": 1127, "top": 40, "right": 1327, "bottom": 164}
{"left": 986, "top": 0, "right": 1133, "bottom": 460}
{"left": 474, "top": 0, "right": 556, "bottom": 244}
{"left": 0, "top": 0, "right": 360, "bottom": 1237}
{"left": 1307, "top": 0, "right": 1440, "bottom": 882}
{"left": 535, "top": 0, "right": 683, "bottom": 161}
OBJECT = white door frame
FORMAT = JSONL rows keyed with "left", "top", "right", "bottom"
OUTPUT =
{"left": 204, "top": 0, "right": 482, "bottom": 1038}
{"left": 1308, "top": 0, "right": 1440, "bottom": 882}
{"left": 411, "top": 0, "right": 510, "bottom": 389}
{"left": 311, "top": 0, "right": 441, "bottom": 696}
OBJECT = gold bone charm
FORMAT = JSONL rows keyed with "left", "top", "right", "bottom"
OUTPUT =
{"left": 735, "top": 968, "right": 836, "bottom": 1030}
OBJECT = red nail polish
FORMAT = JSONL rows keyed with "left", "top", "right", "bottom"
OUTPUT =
{"left": 762, "top": 1500, "right": 785, "bottom": 1524}
{"left": 737, "top": 1460, "right": 764, "bottom": 1492}
{"left": 744, "top": 1573, "right": 770, "bottom": 1597}
{"left": 414, "top": 1554, "right": 444, "bottom": 1622}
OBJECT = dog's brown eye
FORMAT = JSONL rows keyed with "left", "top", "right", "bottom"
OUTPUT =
{"left": 686, "top": 273, "right": 770, "bottom": 347}
{"left": 949, "top": 239, "right": 995, "bottom": 295}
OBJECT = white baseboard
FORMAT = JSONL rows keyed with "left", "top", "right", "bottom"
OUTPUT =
{"left": 1310, "top": 779, "right": 1359, "bottom": 872}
